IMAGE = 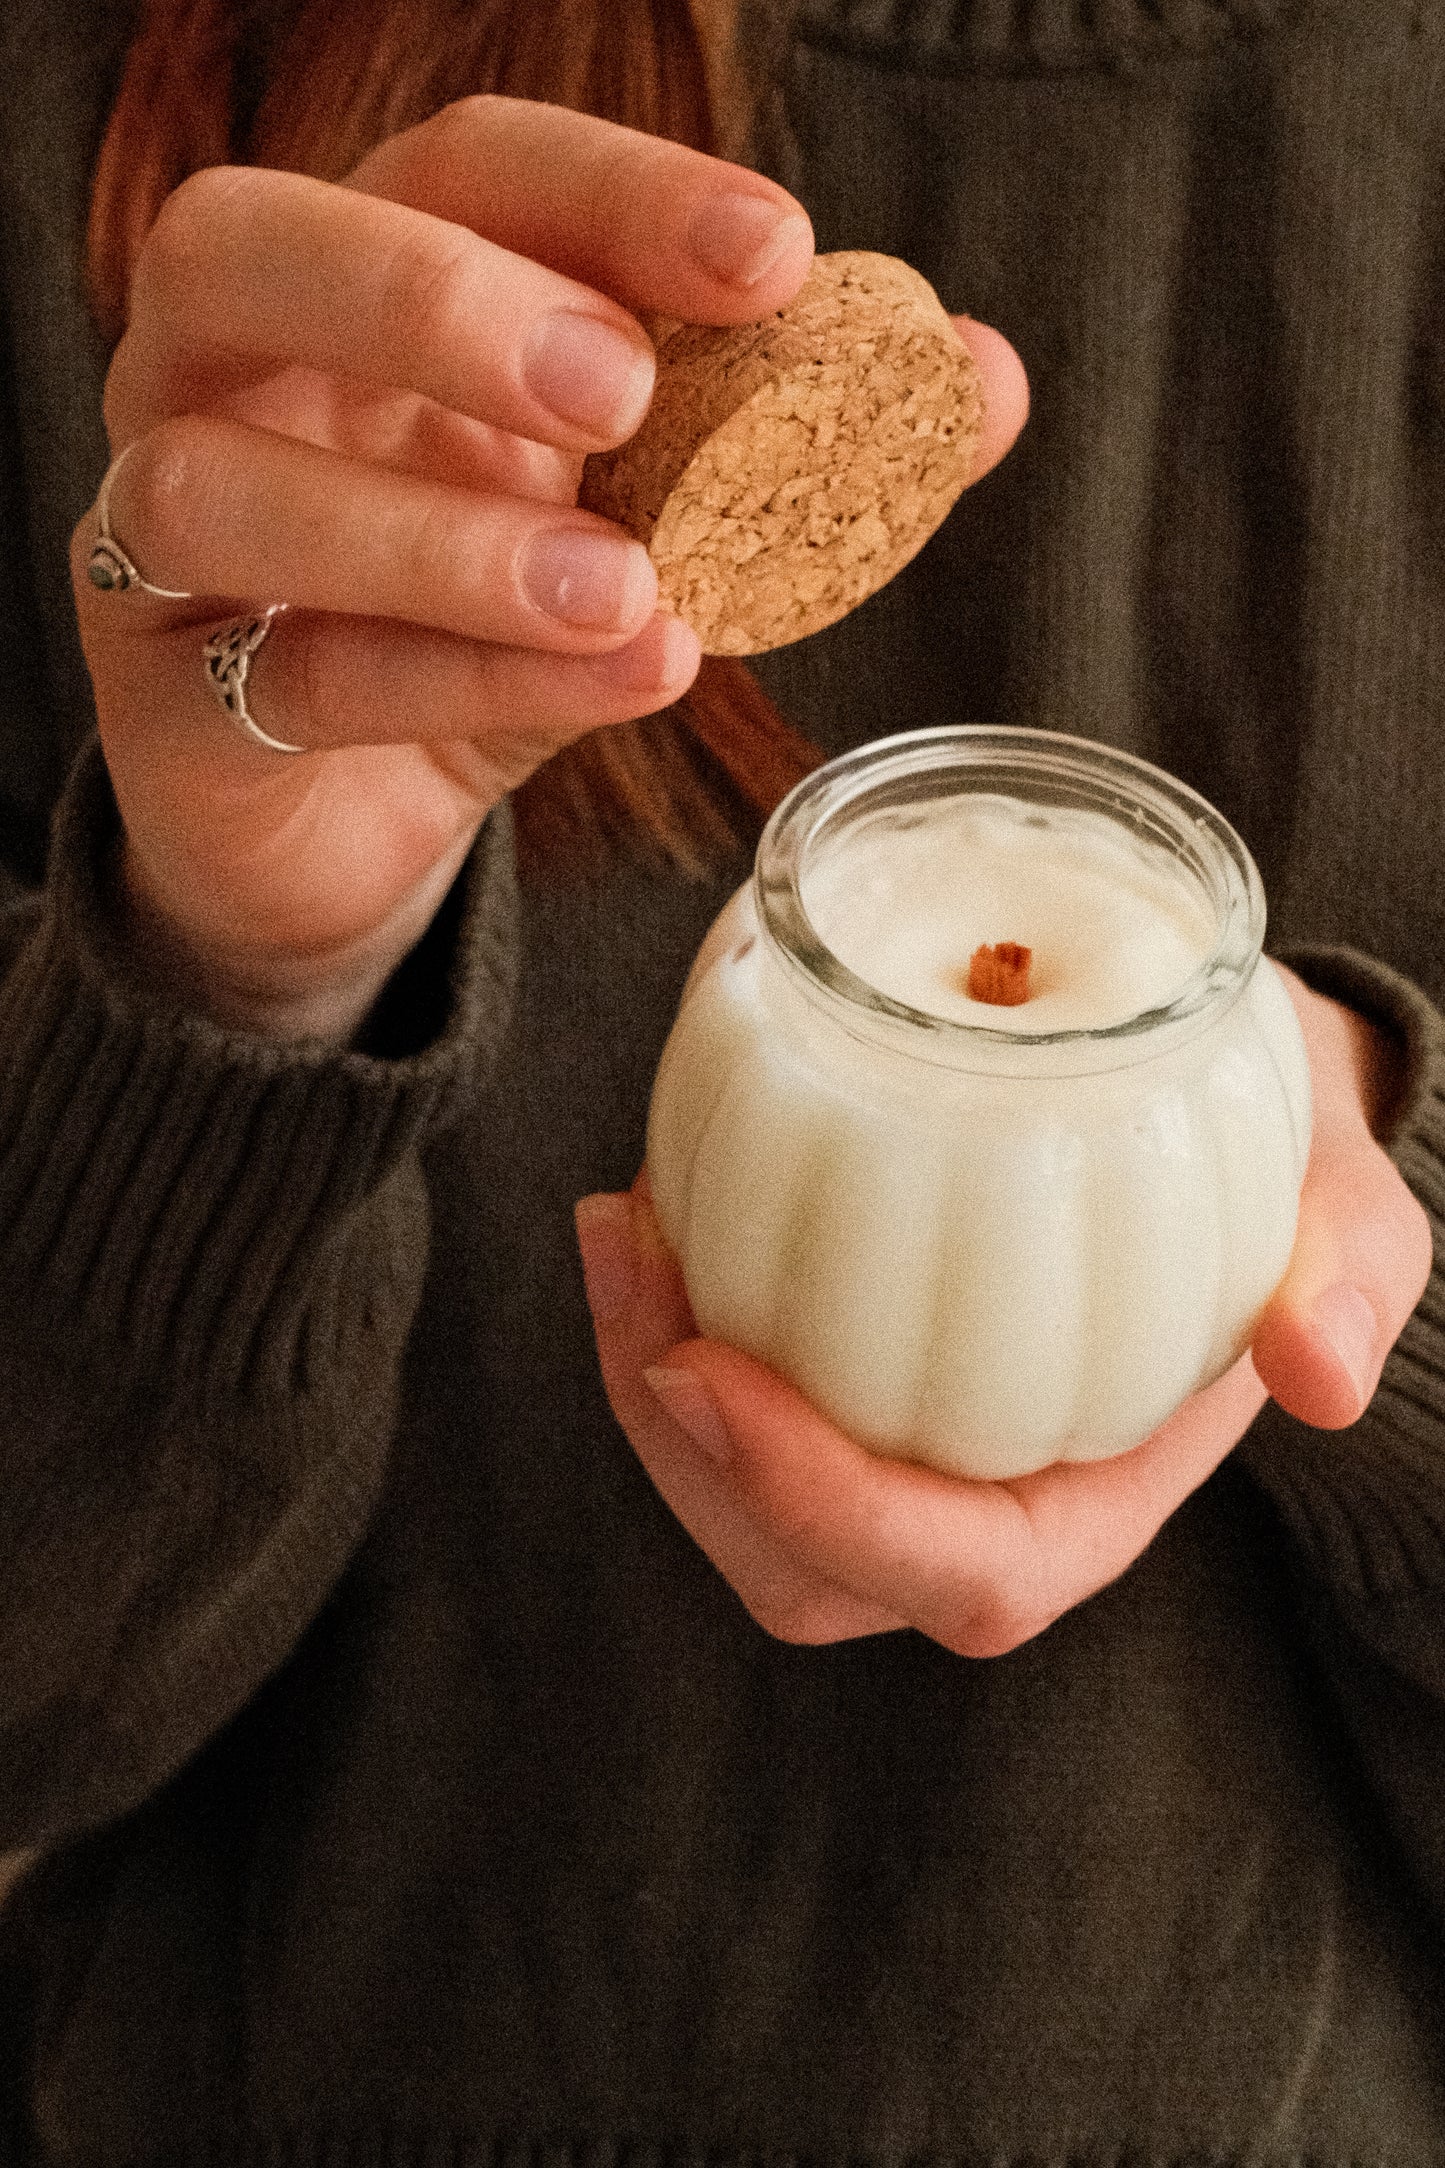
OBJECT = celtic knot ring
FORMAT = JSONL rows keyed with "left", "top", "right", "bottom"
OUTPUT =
{"left": 202, "top": 605, "right": 305, "bottom": 755}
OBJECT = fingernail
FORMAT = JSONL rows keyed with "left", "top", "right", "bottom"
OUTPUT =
{"left": 688, "top": 195, "right": 810, "bottom": 288}
{"left": 521, "top": 528, "right": 657, "bottom": 630}
{"left": 523, "top": 311, "right": 655, "bottom": 439}
{"left": 575, "top": 1193, "right": 635, "bottom": 1326}
{"left": 590, "top": 612, "right": 700, "bottom": 693}
{"left": 645, "top": 1365, "right": 733, "bottom": 1468}
{"left": 1311, "top": 1284, "right": 1379, "bottom": 1412}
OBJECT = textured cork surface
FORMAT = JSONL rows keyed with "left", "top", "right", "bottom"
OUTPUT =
{"left": 580, "top": 252, "right": 983, "bottom": 655}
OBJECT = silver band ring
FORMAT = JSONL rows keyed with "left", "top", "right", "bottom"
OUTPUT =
{"left": 87, "top": 444, "right": 193, "bottom": 600}
{"left": 203, "top": 606, "right": 306, "bottom": 756}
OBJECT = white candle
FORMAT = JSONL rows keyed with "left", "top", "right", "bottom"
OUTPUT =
{"left": 647, "top": 730, "right": 1311, "bottom": 1480}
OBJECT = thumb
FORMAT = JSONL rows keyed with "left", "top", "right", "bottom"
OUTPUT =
{"left": 1250, "top": 1123, "right": 1432, "bottom": 1428}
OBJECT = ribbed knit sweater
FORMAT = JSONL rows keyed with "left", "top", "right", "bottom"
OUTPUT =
{"left": 3, "top": 0, "right": 1445, "bottom": 2161}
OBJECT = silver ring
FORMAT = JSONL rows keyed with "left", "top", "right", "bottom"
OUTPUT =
{"left": 202, "top": 605, "right": 306, "bottom": 755}
{"left": 87, "top": 444, "right": 193, "bottom": 600}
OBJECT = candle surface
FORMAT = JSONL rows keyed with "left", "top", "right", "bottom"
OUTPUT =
{"left": 802, "top": 795, "right": 1216, "bottom": 1031}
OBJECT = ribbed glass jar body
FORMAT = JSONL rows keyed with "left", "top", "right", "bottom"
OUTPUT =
{"left": 646, "top": 729, "right": 1311, "bottom": 1478}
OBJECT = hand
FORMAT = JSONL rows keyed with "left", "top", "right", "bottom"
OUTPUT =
{"left": 78, "top": 100, "right": 819, "bottom": 1036}
{"left": 577, "top": 967, "right": 1432, "bottom": 1655}
{"left": 74, "top": 97, "right": 1027, "bottom": 1041}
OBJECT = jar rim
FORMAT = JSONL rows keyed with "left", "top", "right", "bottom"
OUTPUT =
{"left": 753, "top": 726, "right": 1267, "bottom": 1073}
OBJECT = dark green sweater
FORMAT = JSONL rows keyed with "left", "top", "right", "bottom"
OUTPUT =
{"left": 3, "top": 0, "right": 1445, "bottom": 2160}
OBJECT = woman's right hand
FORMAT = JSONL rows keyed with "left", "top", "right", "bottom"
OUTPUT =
{"left": 70, "top": 98, "right": 821, "bottom": 1038}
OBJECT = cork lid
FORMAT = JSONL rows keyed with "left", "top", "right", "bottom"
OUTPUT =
{"left": 579, "top": 251, "right": 983, "bottom": 656}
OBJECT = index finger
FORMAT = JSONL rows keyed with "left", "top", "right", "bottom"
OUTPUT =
{"left": 351, "top": 94, "right": 815, "bottom": 322}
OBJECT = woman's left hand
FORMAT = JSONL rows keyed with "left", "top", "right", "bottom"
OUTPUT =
{"left": 576, "top": 967, "right": 1432, "bottom": 1655}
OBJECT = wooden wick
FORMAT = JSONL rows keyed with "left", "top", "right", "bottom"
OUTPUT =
{"left": 966, "top": 943, "right": 1033, "bottom": 1006}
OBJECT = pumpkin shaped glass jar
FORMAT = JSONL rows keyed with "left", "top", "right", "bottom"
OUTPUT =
{"left": 646, "top": 728, "right": 1312, "bottom": 1480}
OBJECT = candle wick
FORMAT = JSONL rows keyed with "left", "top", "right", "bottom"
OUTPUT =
{"left": 965, "top": 942, "right": 1033, "bottom": 1006}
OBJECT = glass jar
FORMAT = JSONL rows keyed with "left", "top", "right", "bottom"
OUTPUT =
{"left": 646, "top": 728, "right": 1312, "bottom": 1480}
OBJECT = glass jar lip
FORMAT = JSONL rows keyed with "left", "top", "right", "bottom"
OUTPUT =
{"left": 753, "top": 726, "right": 1267, "bottom": 1071}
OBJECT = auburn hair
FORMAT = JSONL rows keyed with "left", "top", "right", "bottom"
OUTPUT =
{"left": 87, "top": 0, "right": 821, "bottom": 877}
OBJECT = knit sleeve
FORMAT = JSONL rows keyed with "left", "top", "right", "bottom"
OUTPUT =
{"left": 0, "top": 741, "right": 516, "bottom": 1854}
{"left": 1238, "top": 943, "right": 1445, "bottom": 1927}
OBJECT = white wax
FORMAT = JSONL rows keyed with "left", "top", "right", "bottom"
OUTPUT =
{"left": 801, "top": 795, "right": 1216, "bottom": 1032}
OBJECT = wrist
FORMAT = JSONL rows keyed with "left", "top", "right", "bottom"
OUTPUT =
{"left": 114, "top": 835, "right": 473, "bottom": 1043}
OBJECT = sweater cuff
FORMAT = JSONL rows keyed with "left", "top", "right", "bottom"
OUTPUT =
{"left": 1241, "top": 944, "right": 1445, "bottom": 1603}
{"left": 0, "top": 740, "right": 516, "bottom": 1401}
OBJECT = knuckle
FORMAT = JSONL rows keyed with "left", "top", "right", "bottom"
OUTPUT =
{"left": 586, "top": 138, "right": 651, "bottom": 251}
{"left": 121, "top": 417, "right": 214, "bottom": 566}
{"left": 430, "top": 91, "right": 499, "bottom": 141}
{"left": 391, "top": 491, "right": 476, "bottom": 600}
{"left": 937, "top": 1590, "right": 1050, "bottom": 1660}
{"left": 743, "top": 1591, "right": 842, "bottom": 1646}
{"left": 378, "top": 229, "right": 481, "bottom": 359}
{"left": 740, "top": 1454, "right": 832, "bottom": 1549}
{"left": 351, "top": 92, "right": 500, "bottom": 197}
{"left": 137, "top": 166, "right": 259, "bottom": 306}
